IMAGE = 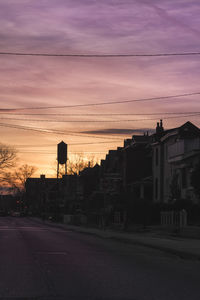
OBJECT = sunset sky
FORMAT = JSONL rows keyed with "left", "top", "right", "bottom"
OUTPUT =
{"left": 0, "top": 0, "right": 200, "bottom": 176}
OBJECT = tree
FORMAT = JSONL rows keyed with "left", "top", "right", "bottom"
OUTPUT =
{"left": 0, "top": 143, "right": 17, "bottom": 192}
{"left": 54, "top": 154, "right": 98, "bottom": 177}
{"left": 191, "top": 161, "right": 200, "bottom": 199}
{"left": 0, "top": 143, "right": 17, "bottom": 171}
{"left": 67, "top": 154, "right": 97, "bottom": 175}
{"left": 2, "top": 164, "right": 37, "bottom": 194}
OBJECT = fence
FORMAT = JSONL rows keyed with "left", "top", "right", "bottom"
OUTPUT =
{"left": 63, "top": 214, "right": 87, "bottom": 225}
{"left": 161, "top": 210, "right": 187, "bottom": 227}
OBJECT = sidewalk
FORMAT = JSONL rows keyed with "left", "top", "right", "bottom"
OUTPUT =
{"left": 64, "top": 224, "right": 200, "bottom": 260}
{"left": 31, "top": 218, "right": 200, "bottom": 260}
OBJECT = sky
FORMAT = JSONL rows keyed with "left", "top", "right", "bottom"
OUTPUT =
{"left": 0, "top": 0, "right": 200, "bottom": 176}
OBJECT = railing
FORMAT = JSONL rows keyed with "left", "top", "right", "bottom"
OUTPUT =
{"left": 161, "top": 210, "right": 187, "bottom": 227}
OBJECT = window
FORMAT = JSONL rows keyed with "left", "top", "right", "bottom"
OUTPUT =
{"left": 181, "top": 168, "right": 187, "bottom": 188}
{"left": 155, "top": 178, "right": 158, "bottom": 200}
{"left": 165, "top": 178, "right": 169, "bottom": 193}
{"left": 165, "top": 145, "right": 168, "bottom": 160}
{"left": 155, "top": 148, "right": 159, "bottom": 166}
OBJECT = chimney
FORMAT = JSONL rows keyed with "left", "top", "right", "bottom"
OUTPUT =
{"left": 156, "top": 120, "right": 164, "bottom": 136}
{"left": 156, "top": 122, "right": 160, "bottom": 134}
{"left": 160, "top": 119, "right": 164, "bottom": 132}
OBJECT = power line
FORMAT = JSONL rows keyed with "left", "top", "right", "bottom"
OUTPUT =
{"left": 70, "top": 141, "right": 122, "bottom": 145}
{"left": 14, "top": 141, "right": 121, "bottom": 148}
{"left": 1, "top": 112, "right": 200, "bottom": 123}
{"left": 0, "top": 122, "right": 122, "bottom": 140}
{"left": 14, "top": 144, "right": 56, "bottom": 148}
{"left": 19, "top": 151, "right": 106, "bottom": 154}
{"left": 1, "top": 111, "right": 200, "bottom": 116}
{"left": 1, "top": 51, "right": 200, "bottom": 57}
{"left": 0, "top": 114, "right": 199, "bottom": 140}
{"left": 1, "top": 92, "right": 200, "bottom": 111}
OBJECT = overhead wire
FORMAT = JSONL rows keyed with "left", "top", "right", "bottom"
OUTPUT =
{"left": 1, "top": 50, "right": 199, "bottom": 164}
{"left": 0, "top": 122, "right": 122, "bottom": 140}
{"left": 1, "top": 52, "right": 200, "bottom": 158}
{"left": 0, "top": 112, "right": 200, "bottom": 123}
{"left": 0, "top": 92, "right": 199, "bottom": 111}
{"left": 14, "top": 141, "right": 122, "bottom": 148}
{"left": 19, "top": 151, "right": 106, "bottom": 154}
{"left": 1, "top": 51, "right": 200, "bottom": 57}
{"left": 0, "top": 111, "right": 200, "bottom": 116}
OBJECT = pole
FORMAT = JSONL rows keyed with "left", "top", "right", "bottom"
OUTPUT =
{"left": 57, "top": 161, "right": 59, "bottom": 178}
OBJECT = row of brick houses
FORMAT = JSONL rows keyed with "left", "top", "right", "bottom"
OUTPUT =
{"left": 25, "top": 120, "right": 200, "bottom": 223}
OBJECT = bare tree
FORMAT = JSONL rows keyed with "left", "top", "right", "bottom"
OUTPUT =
{"left": 53, "top": 154, "right": 98, "bottom": 177}
{"left": 67, "top": 154, "right": 98, "bottom": 175}
{"left": 2, "top": 164, "right": 37, "bottom": 194}
{"left": 0, "top": 143, "right": 17, "bottom": 191}
{"left": 0, "top": 143, "right": 17, "bottom": 171}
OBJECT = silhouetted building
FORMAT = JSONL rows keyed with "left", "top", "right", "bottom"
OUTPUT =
{"left": 100, "top": 148, "right": 123, "bottom": 199}
{"left": 122, "top": 133, "right": 152, "bottom": 195}
{"left": 25, "top": 120, "right": 200, "bottom": 225}
{"left": 25, "top": 174, "right": 82, "bottom": 218}
{"left": 25, "top": 175, "right": 58, "bottom": 216}
{"left": 152, "top": 121, "right": 200, "bottom": 203}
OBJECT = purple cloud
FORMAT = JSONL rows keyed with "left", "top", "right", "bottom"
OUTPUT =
{"left": 82, "top": 128, "right": 154, "bottom": 135}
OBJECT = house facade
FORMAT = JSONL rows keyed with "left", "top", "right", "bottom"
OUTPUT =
{"left": 152, "top": 121, "right": 200, "bottom": 203}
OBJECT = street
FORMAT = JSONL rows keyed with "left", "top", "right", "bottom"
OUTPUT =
{"left": 0, "top": 217, "right": 200, "bottom": 300}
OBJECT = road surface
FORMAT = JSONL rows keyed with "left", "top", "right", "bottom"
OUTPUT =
{"left": 0, "top": 217, "right": 200, "bottom": 299}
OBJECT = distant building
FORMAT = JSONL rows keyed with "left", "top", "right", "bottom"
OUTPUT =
{"left": 79, "top": 164, "right": 100, "bottom": 199}
{"left": 122, "top": 133, "right": 152, "bottom": 198}
{"left": 99, "top": 148, "right": 123, "bottom": 198}
{"left": 25, "top": 175, "right": 58, "bottom": 215}
{"left": 25, "top": 174, "right": 82, "bottom": 218}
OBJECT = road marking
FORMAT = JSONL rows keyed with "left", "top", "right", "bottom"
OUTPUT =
{"left": 0, "top": 227, "right": 48, "bottom": 231}
{"left": 36, "top": 251, "right": 67, "bottom": 255}
{"left": 0, "top": 228, "right": 18, "bottom": 231}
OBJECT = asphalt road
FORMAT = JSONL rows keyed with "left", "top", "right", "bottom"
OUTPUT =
{"left": 0, "top": 217, "right": 200, "bottom": 300}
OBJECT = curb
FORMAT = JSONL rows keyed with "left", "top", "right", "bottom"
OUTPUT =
{"left": 109, "top": 236, "right": 200, "bottom": 261}
{"left": 29, "top": 218, "right": 200, "bottom": 261}
{"left": 65, "top": 225, "right": 200, "bottom": 261}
